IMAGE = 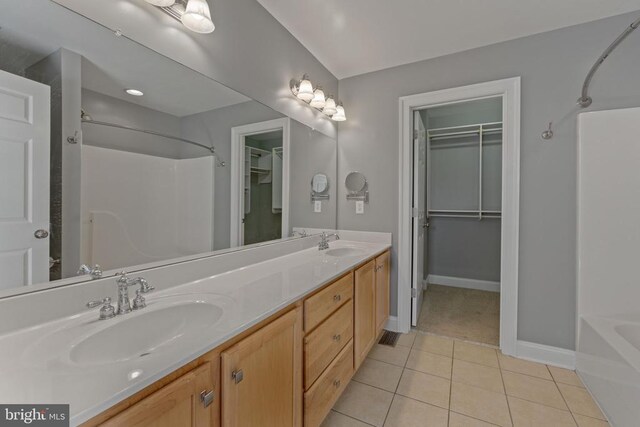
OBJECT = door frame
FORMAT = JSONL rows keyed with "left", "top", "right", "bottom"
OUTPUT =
{"left": 397, "top": 77, "right": 521, "bottom": 355}
{"left": 230, "top": 118, "right": 290, "bottom": 247}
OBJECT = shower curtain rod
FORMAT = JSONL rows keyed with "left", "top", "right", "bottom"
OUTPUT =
{"left": 578, "top": 16, "right": 640, "bottom": 108}
{"left": 81, "top": 118, "right": 216, "bottom": 154}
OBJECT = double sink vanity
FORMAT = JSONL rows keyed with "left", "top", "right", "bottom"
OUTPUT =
{"left": 0, "top": 235, "right": 391, "bottom": 426}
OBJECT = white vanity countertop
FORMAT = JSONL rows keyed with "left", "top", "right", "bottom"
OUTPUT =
{"left": 0, "top": 240, "right": 390, "bottom": 426}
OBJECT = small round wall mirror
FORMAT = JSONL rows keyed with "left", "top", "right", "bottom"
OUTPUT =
{"left": 311, "top": 173, "right": 329, "bottom": 193}
{"left": 345, "top": 171, "right": 367, "bottom": 193}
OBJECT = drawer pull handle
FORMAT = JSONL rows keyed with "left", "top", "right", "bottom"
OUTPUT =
{"left": 333, "top": 294, "right": 341, "bottom": 302}
{"left": 333, "top": 379, "right": 341, "bottom": 388}
{"left": 333, "top": 334, "right": 341, "bottom": 342}
{"left": 232, "top": 369, "right": 244, "bottom": 384}
{"left": 200, "top": 389, "right": 214, "bottom": 407}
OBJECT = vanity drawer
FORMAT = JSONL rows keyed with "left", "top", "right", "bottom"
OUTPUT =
{"left": 304, "top": 300, "right": 353, "bottom": 389}
{"left": 304, "top": 272, "right": 353, "bottom": 332}
{"left": 304, "top": 341, "right": 353, "bottom": 427}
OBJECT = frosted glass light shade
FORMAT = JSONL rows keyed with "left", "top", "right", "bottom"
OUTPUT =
{"left": 323, "top": 96, "right": 337, "bottom": 116}
{"left": 332, "top": 104, "right": 346, "bottom": 121}
{"left": 181, "top": 0, "right": 215, "bottom": 34}
{"left": 145, "top": 0, "right": 176, "bottom": 6}
{"left": 309, "top": 88, "right": 326, "bottom": 109}
{"left": 297, "top": 77, "right": 314, "bottom": 102}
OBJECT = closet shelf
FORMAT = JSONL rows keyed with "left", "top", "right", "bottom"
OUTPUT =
{"left": 428, "top": 209, "right": 501, "bottom": 220}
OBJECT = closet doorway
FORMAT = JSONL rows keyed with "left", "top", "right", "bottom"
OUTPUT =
{"left": 416, "top": 98, "right": 503, "bottom": 346}
{"left": 230, "top": 118, "right": 290, "bottom": 247}
{"left": 398, "top": 78, "right": 520, "bottom": 354}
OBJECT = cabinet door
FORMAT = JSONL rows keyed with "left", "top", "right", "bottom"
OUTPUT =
{"left": 375, "top": 251, "right": 391, "bottom": 334}
{"left": 221, "top": 307, "right": 302, "bottom": 427}
{"left": 354, "top": 260, "right": 376, "bottom": 369}
{"left": 100, "top": 362, "right": 214, "bottom": 427}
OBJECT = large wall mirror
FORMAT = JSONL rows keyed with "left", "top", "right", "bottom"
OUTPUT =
{"left": 0, "top": 1, "right": 337, "bottom": 296}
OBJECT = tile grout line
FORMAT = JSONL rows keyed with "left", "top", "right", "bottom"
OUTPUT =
{"left": 550, "top": 365, "right": 581, "bottom": 426}
{"left": 498, "top": 353, "right": 515, "bottom": 427}
{"left": 447, "top": 341, "right": 455, "bottom": 426}
{"left": 331, "top": 410, "right": 377, "bottom": 427}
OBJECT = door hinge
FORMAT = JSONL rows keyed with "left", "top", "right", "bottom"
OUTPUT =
{"left": 411, "top": 208, "right": 419, "bottom": 217}
{"left": 413, "top": 129, "right": 418, "bottom": 139}
{"left": 411, "top": 288, "right": 418, "bottom": 298}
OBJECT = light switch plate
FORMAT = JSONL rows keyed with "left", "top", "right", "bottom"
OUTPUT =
{"left": 314, "top": 201, "right": 322, "bottom": 213}
{"left": 356, "top": 201, "right": 364, "bottom": 214}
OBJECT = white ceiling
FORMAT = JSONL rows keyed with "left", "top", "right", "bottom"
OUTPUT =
{"left": 256, "top": 0, "right": 640, "bottom": 79}
{"left": 0, "top": 0, "right": 249, "bottom": 117}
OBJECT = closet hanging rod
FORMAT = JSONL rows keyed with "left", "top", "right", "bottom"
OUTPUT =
{"left": 428, "top": 213, "right": 501, "bottom": 219}
{"left": 427, "top": 121, "right": 502, "bottom": 133}
{"left": 81, "top": 118, "right": 216, "bottom": 154}
{"left": 429, "top": 129, "right": 502, "bottom": 140}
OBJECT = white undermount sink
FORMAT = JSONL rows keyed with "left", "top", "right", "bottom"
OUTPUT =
{"left": 69, "top": 297, "right": 225, "bottom": 365}
{"left": 324, "top": 247, "right": 367, "bottom": 257}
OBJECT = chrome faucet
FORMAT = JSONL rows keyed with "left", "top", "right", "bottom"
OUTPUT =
{"left": 86, "top": 272, "right": 154, "bottom": 320}
{"left": 77, "top": 264, "right": 103, "bottom": 279}
{"left": 318, "top": 232, "right": 340, "bottom": 250}
{"left": 116, "top": 272, "right": 154, "bottom": 314}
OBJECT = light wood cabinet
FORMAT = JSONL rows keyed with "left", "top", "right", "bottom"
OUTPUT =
{"left": 99, "top": 362, "right": 215, "bottom": 427}
{"left": 354, "top": 259, "right": 376, "bottom": 370}
{"left": 304, "top": 300, "right": 353, "bottom": 389}
{"left": 304, "top": 272, "right": 353, "bottom": 333}
{"left": 86, "top": 249, "right": 390, "bottom": 427}
{"left": 304, "top": 341, "right": 353, "bottom": 427}
{"left": 375, "top": 251, "right": 390, "bottom": 335}
{"left": 221, "top": 307, "right": 302, "bottom": 427}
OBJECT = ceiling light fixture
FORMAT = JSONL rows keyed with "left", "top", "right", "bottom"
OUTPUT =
{"left": 125, "top": 89, "right": 144, "bottom": 96}
{"left": 290, "top": 75, "right": 347, "bottom": 121}
{"left": 145, "top": 0, "right": 215, "bottom": 34}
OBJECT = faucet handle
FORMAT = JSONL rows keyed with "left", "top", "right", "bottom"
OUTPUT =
{"left": 132, "top": 289, "right": 147, "bottom": 310}
{"left": 86, "top": 297, "right": 116, "bottom": 320}
{"left": 137, "top": 278, "right": 154, "bottom": 293}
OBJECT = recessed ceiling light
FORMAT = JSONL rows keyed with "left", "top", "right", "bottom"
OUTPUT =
{"left": 125, "top": 89, "right": 144, "bottom": 96}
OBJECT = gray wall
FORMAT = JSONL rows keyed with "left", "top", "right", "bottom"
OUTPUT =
{"left": 337, "top": 12, "right": 640, "bottom": 350}
{"left": 289, "top": 120, "right": 338, "bottom": 232}
{"left": 180, "top": 101, "right": 284, "bottom": 250}
{"left": 82, "top": 89, "right": 184, "bottom": 159}
{"left": 54, "top": 0, "right": 338, "bottom": 139}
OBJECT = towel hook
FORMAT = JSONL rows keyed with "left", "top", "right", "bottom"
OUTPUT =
{"left": 541, "top": 122, "right": 554, "bottom": 140}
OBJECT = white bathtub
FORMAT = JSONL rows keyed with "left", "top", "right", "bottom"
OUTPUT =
{"left": 577, "top": 314, "right": 640, "bottom": 427}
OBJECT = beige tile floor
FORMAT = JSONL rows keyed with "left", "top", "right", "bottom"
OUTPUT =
{"left": 322, "top": 332, "right": 609, "bottom": 427}
{"left": 418, "top": 285, "right": 500, "bottom": 346}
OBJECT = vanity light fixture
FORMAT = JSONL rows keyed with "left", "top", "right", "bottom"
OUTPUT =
{"left": 332, "top": 102, "right": 346, "bottom": 122}
{"left": 294, "top": 75, "right": 314, "bottom": 102}
{"left": 322, "top": 96, "right": 337, "bottom": 116}
{"left": 145, "top": 0, "right": 215, "bottom": 34}
{"left": 291, "top": 75, "right": 347, "bottom": 121}
{"left": 145, "top": 0, "right": 176, "bottom": 6}
{"left": 125, "top": 89, "right": 144, "bottom": 96}
{"left": 309, "top": 87, "right": 326, "bottom": 109}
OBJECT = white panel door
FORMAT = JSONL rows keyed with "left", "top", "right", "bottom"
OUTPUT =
{"left": 411, "top": 111, "right": 427, "bottom": 326}
{"left": 0, "top": 70, "right": 50, "bottom": 289}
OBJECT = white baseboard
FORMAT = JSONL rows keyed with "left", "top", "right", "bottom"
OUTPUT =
{"left": 516, "top": 340, "right": 576, "bottom": 369}
{"left": 385, "top": 316, "right": 403, "bottom": 333}
{"left": 427, "top": 274, "right": 500, "bottom": 293}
